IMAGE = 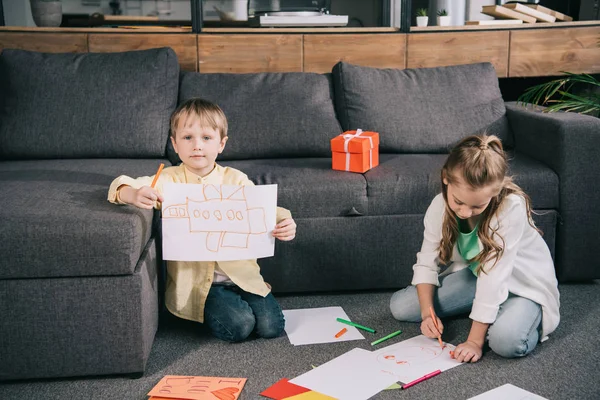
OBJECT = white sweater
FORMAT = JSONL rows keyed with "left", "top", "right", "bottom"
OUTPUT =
{"left": 412, "top": 193, "right": 560, "bottom": 340}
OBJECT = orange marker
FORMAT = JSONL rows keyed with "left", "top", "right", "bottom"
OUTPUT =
{"left": 335, "top": 327, "right": 348, "bottom": 338}
{"left": 429, "top": 306, "right": 444, "bottom": 349}
{"left": 150, "top": 163, "right": 165, "bottom": 188}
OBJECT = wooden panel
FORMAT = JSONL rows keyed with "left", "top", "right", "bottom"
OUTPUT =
{"left": 407, "top": 32, "right": 509, "bottom": 77}
{"left": 510, "top": 27, "right": 600, "bottom": 77}
{"left": 303, "top": 34, "right": 406, "bottom": 73}
{"left": 0, "top": 32, "right": 87, "bottom": 53}
{"left": 198, "top": 34, "right": 302, "bottom": 73}
{"left": 88, "top": 34, "right": 198, "bottom": 71}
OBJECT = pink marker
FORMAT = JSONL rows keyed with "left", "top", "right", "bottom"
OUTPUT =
{"left": 401, "top": 369, "right": 442, "bottom": 390}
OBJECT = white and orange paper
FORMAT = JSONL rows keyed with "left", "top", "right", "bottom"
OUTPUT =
{"left": 148, "top": 375, "right": 247, "bottom": 400}
{"left": 331, "top": 129, "right": 379, "bottom": 173}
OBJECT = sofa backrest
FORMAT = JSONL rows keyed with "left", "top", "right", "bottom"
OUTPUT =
{"left": 173, "top": 71, "right": 342, "bottom": 162}
{"left": 0, "top": 48, "right": 179, "bottom": 160}
{"left": 332, "top": 62, "right": 513, "bottom": 153}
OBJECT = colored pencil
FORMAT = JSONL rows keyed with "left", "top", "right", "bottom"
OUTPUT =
{"left": 150, "top": 163, "right": 165, "bottom": 188}
{"left": 334, "top": 327, "right": 348, "bottom": 338}
{"left": 336, "top": 318, "right": 376, "bottom": 333}
{"left": 402, "top": 369, "right": 442, "bottom": 389}
{"left": 429, "top": 306, "right": 444, "bottom": 349}
{"left": 370, "top": 329, "right": 402, "bottom": 346}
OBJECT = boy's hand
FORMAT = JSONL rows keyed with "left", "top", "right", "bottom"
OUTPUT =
{"left": 421, "top": 315, "right": 444, "bottom": 339}
{"left": 120, "top": 185, "right": 163, "bottom": 209}
{"left": 451, "top": 340, "right": 483, "bottom": 363}
{"left": 272, "top": 218, "right": 296, "bottom": 241}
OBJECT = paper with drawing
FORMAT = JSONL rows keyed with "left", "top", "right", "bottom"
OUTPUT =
{"left": 161, "top": 183, "right": 277, "bottom": 261}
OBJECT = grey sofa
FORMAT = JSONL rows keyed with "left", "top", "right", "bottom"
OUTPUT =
{"left": 1, "top": 47, "right": 598, "bottom": 381}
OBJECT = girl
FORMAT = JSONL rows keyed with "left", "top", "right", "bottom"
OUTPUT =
{"left": 390, "top": 134, "right": 559, "bottom": 362}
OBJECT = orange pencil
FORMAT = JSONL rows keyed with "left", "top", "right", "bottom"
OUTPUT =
{"left": 150, "top": 163, "right": 165, "bottom": 188}
{"left": 335, "top": 327, "right": 348, "bottom": 338}
{"left": 429, "top": 306, "right": 444, "bottom": 349}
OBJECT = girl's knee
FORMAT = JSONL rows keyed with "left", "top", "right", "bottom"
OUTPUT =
{"left": 390, "top": 287, "right": 421, "bottom": 322}
{"left": 488, "top": 324, "right": 538, "bottom": 358}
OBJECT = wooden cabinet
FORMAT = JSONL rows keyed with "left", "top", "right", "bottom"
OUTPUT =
{"left": 89, "top": 34, "right": 198, "bottom": 71}
{"left": 1, "top": 24, "right": 599, "bottom": 77}
{"left": 303, "top": 34, "right": 406, "bottom": 73}
{"left": 510, "top": 26, "right": 600, "bottom": 77}
{"left": 198, "top": 34, "right": 302, "bottom": 73}
{"left": 407, "top": 31, "right": 510, "bottom": 77}
{"left": 0, "top": 32, "right": 87, "bottom": 53}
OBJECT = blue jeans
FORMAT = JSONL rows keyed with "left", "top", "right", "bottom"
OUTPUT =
{"left": 389, "top": 267, "right": 542, "bottom": 358}
{"left": 203, "top": 284, "right": 285, "bottom": 343}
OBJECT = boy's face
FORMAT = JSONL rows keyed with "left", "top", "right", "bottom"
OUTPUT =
{"left": 171, "top": 117, "right": 227, "bottom": 178}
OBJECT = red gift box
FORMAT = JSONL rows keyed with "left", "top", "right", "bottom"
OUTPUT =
{"left": 331, "top": 129, "right": 380, "bottom": 173}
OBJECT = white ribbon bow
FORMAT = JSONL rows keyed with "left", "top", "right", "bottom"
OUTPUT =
{"left": 342, "top": 128, "right": 374, "bottom": 171}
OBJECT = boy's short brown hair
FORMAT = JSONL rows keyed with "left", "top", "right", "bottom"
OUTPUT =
{"left": 170, "top": 98, "right": 228, "bottom": 139}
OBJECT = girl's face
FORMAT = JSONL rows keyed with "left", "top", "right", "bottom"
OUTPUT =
{"left": 444, "top": 175, "right": 501, "bottom": 220}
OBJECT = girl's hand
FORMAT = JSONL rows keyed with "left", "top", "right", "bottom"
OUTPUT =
{"left": 421, "top": 315, "right": 444, "bottom": 339}
{"left": 127, "top": 186, "right": 163, "bottom": 209}
{"left": 451, "top": 340, "right": 483, "bottom": 363}
{"left": 272, "top": 218, "right": 296, "bottom": 241}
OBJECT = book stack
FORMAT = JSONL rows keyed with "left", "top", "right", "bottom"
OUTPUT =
{"left": 466, "top": 3, "right": 572, "bottom": 26}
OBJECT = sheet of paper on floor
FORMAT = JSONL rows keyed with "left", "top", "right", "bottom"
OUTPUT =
{"left": 468, "top": 383, "right": 549, "bottom": 400}
{"left": 162, "top": 183, "right": 277, "bottom": 261}
{"left": 147, "top": 375, "right": 247, "bottom": 400}
{"left": 372, "top": 334, "right": 462, "bottom": 383}
{"left": 283, "top": 306, "right": 365, "bottom": 345}
{"left": 290, "top": 348, "right": 399, "bottom": 400}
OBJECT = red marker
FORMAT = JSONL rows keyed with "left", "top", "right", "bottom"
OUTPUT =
{"left": 401, "top": 370, "right": 442, "bottom": 390}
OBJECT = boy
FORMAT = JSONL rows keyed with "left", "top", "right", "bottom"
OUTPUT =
{"left": 108, "top": 98, "right": 296, "bottom": 342}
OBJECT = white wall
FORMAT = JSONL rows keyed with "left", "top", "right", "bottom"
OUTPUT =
{"left": 3, "top": 0, "right": 35, "bottom": 26}
{"left": 468, "top": 0, "right": 496, "bottom": 21}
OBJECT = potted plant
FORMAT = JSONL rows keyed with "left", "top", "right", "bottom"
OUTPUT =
{"left": 517, "top": 73, "right": 600, "bottom": 117}
{"left": 437, "top": 9, "right": 450, "bottom": 27}
{"left": 416, "top": 8, "right": 428, "bottom": 27}
{"left": 29, "top": 0, "right": 62, "bottom": 28}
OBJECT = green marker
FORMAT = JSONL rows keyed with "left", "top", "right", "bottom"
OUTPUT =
{"left": 371, "top": 329, "right": 403, "bottom": 346}
{"left": 336, "top": 318, "right": 376, "bottom": 333}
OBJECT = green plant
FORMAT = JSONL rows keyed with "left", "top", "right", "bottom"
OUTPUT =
{"left": 437, "top": 9, "right": 448, "bottom": 16}
{"left": 416, "top": 8, "right": 428, "bottom": 17}
{"left": 517, "top": 73, "right": 600, "bottom": 116}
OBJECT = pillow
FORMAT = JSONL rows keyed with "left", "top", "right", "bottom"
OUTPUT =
{"left": 173, "top": 71, "right": 342, "bottom": 161}
{"left": 0, "top": 47, "right": 179, "bottom": 159}
{"left": 332, "top": 61, "right": 513, "bottom": 153}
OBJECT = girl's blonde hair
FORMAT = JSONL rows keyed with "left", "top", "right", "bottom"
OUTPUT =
{"left": 439, "top": 134, "right": 540, "bottom": 275}
{"left": 170, "top": 98, "right": 228, "bottom": 140}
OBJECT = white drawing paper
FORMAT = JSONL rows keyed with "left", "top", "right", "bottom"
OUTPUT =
{"left": 283, "top": 306, "right": 365, "bottom": 346}
{"left": 372, "top": 334, "right": 462, "bottom": 384}
{"left": 290, "top": 348, "right": 399, "bottom": 400}
{"left": 468, "top": 384, "right": 549, "bottom": 400}
{"left": 161, "top": 183, "right": 277, "bottom": 261}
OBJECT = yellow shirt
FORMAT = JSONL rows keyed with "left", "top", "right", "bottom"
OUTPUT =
{"left": 107, "top": 163, "right": 292, "bottom": 323}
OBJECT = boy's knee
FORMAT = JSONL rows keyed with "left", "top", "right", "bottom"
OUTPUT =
{"left": 214, "top": 312, "right": 256, "bottom": 343}
{"left": 255, "top": 312, "right": 285, "bottom": 339}
{"left": 488, "top": 324, "right": 536, "bottom": 358}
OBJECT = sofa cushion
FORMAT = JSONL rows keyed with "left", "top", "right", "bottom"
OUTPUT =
{"left": 0, "top": 159, "right": 169, "bottom": 279}
{"left": 364, "top": 153, "right": 558, "bottom": 216}
{"left": 332, "top": 62, "right": 513, "bottom": 153}
{"left": 0, "top": 48, "right": 179, "bottom": 160}
{"left": 220, "top": 158, "right": 367, "bottom": 219}
{"left": 174, "top": 71, "right": 342, "bottom": 162}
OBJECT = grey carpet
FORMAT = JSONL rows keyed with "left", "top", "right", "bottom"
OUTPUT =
{"left": 1, "top": 282, "right": 599, "bottom": 400}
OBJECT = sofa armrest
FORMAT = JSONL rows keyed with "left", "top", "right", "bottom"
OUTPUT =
{"left": 505, "top": 102, "right": 600, "bottom": 282}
